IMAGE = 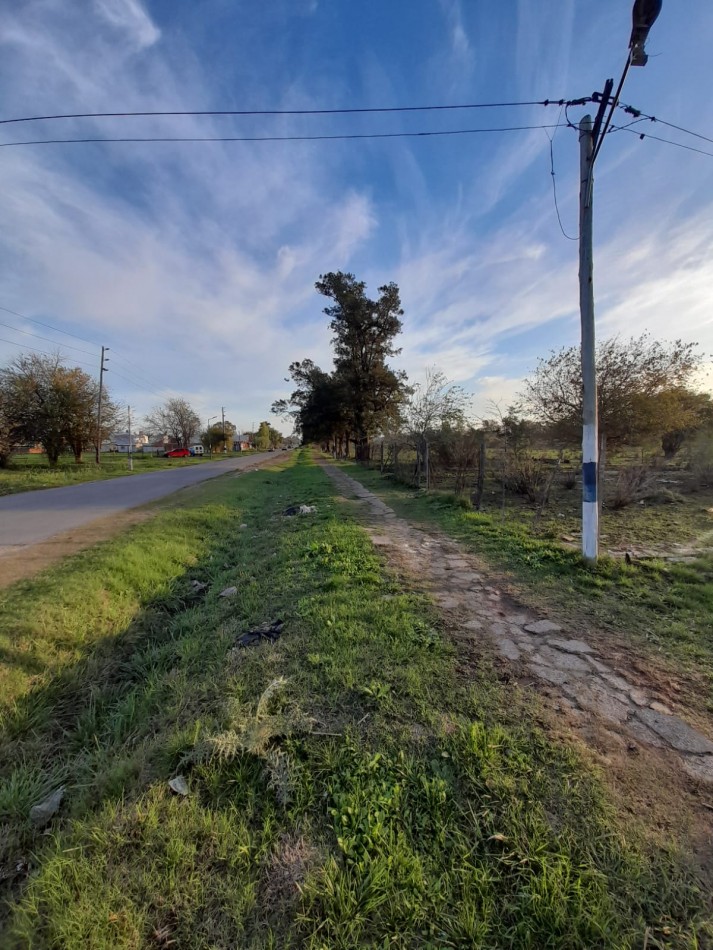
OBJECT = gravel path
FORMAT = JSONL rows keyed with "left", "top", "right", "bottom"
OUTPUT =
{"left": 321, "top": 462, "right": 713, "bottom": 786}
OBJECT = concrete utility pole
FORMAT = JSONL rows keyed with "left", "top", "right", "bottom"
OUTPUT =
{"left": 127, "top": 405, "right": 134, "bottom": 471}
{"left": 207, "top": 415, "right": 217, "bottom": 457}
{"left": 95, "top": 345, "right": 109, "bottom": 464}
{"left": 575, "top": 0, "right": 661, "bottom": 562}
{"left": 578, "top": 116, "right": 598, "bottom": 562}
{"left": 221, "top": 406, "right": 226, "bottom": 453}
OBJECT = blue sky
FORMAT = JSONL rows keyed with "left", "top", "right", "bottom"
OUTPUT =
{"left": 1, "top": 0, "right": 712, "bottom": 433}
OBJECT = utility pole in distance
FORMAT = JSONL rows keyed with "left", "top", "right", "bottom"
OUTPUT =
{"left": 127, "top": 405, "right": 134, "bottom": 471}
{"left": 221, "top": 406, "right": 226, "bottom": 453}
{"left": 578, "top": 115, "right": 598, "bottom": 562}
{"left": 95, "top": 345, "right": 109, "bottom": 464}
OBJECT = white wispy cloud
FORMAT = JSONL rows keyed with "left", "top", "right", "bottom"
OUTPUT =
{"left": 94, "top": 0, "right": 161, "bottom": 49}
{"left": 0, "top": 0, "right": 711, "bottom": 433}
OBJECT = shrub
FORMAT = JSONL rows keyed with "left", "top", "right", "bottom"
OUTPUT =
{"left": 689, "top": 431, "right": 713, "bottom": 489}
{"left": 502, "top": 454, "right": 548, "bottom": 503}
{"left": 561, "top": 469, "right": 577, "bottom": 490}
{"left": 608, "top": 465, "right": 658, "bottom": 510}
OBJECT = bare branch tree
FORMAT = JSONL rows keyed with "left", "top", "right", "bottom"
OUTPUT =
{"left": 145, "top": 397, "right": 201, "bottom": 449}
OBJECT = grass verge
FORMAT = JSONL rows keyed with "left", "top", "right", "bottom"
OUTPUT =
{"left": 344, "top": 463, "right": 713, "bottom": 709}
{"left": 0, "top": 452, "right": 709, "bottom": 947}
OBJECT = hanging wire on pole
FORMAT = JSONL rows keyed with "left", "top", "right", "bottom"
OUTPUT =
{"left": 0, "top": 98, "right": 583, "bottom": 126}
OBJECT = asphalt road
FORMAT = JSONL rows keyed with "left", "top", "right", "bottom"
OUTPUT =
{"left": 0, "top": 452, "right": 285, "bottom": 549}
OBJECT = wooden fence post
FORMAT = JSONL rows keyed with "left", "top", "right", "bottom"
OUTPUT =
{"left": 472, "top": 438, "right": 486, "bottom": 509}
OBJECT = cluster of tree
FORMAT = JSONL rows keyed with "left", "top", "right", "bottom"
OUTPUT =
{"left": 0, "top": 353, "right": 117, "bottom": 467}
{"left": 272, "top": 272, "right": 408, "bottom": 459}
{"left": 272, "top": 276, "right": 710, "bottom": 469}
{"left": 255, "top": 421, "right": 282, "bottom": 450}
{"left": 520, "top": 334, "right": 712, "bottom": 455}
{"left": 201, "top": 420, "right": 236, "bottom": 453}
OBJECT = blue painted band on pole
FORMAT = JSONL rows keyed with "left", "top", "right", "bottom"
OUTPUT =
{"left": 582, "top": 461, "right": 597, "bottom": 502}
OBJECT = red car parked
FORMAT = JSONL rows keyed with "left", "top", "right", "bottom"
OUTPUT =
{"left": 164, "top": 448, "right": 191, "bottom": 458}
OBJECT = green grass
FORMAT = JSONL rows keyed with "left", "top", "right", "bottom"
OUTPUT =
{"left": 0, "top": 453, "right": 709, "bottom": 947}
{"left": 346, "top": 463, "right": 713, "bottom": 707}
{"left": 0, "top": 452, "right": 254, "bottom": 496}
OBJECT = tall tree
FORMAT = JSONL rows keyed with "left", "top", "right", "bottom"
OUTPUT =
{"left": 0, "top": 353, "right": 115, "bottom": 466}
{"left": 315, "top": 272, "right": 408, "bottom": 459}
{"left": 146, "top": 398, "right": 201, "bottom": 449}
{"left": 521, "top": 335, "right": 706, "bottom": 447}
{"left": 0, "top": 386, "right": 16, "bottom": 468}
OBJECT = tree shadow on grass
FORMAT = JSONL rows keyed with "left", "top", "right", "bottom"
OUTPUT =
{"left": 0, "top": 532, "right": 276, "bottom": 930}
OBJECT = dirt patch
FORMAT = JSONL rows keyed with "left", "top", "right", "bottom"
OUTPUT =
{"left": 0, "top": 510, "right": 156, "bottom": 588}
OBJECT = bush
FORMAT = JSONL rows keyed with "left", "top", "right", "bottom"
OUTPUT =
{"left": 689, "top": 431, "right": 713, "bottom": 489}
{"left": 502, "top": 454, "right": 548, "bottom": 503}
{"left": 561, "top": 469, "right": 577, "bottom": 490}
{"left": 608, "top": 465, "right": 658, "bottom": 509}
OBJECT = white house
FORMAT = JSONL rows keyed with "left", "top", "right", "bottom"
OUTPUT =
{"left": 111, "top": 431, "right": 149, "bottom": 453}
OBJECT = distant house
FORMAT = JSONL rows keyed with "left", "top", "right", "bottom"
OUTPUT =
{"left": 15, "top": 443, "right": 45, "bottom": 455}
{"left": 111, "top": 431, "right": 149, "bottom": 453}
{"left": 232, "top": 435, "right": 252, "bottom": 451}
{"left": 142, "top": 433, "right": 183, "bottom": 455}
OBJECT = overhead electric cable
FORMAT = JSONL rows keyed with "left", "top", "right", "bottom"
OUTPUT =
{"left": 0, "top": 336, "right": 98, "bottom": 370}
{"left": 617, "top": 103, "right": 713, "bottom": 146}
{"left": 0, "top": 304, "right": 100, "bottom": 348}
{"left": 105, "top": 367, "right": 171, "bottom": 400}
{"left": 613, "top": 124, "right": 713, "bottom": 158}
{"left": 0, "top": 319, "right": 98, "bottom": 357}
{"left": 0, "top": 122, "right": 570, "bottom": 148}
{"left": 0, "top": 98, "right": 583, "bottom": 126}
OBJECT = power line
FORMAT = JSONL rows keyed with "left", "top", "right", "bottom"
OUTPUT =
{"left": 0, "top": 99, "right": 582, "bottom": 126}
{"left": 618, "top": 103, "right": 713, "bottom": 147}
{"left": 613, "top": 124, "right": 713, "bottom": 159}
{"left": 0, "top": 122, "right": 571, "bottom": 148}
{"left": 109, "top": 351, "right": 179, "bottom": 398}
{"left": 0, "top": 319, "right": 99, "bottom": 357}
{"left": 0, "top": 302, "right": 177, "bottom": 398}
{"left": 0, "top": 335, "right": 98, "bottom": 370}
{"left": 0, "top": 304, "right": 100, "bottom": 348}
{"left": 106, "top": 367, "right": 169, "bottom": 400}
{"left": 106, "top": 364, "right": 176, "bottom": 401}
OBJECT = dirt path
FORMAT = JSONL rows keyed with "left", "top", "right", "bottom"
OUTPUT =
{"left": 321, "top": 463, "right": 713, "bottom": 798}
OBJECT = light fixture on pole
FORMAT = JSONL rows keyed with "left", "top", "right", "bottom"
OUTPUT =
{"left": 630, "top": 0, "right": 663, "bottom": 66}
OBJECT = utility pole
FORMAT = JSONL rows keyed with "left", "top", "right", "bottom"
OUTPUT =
{"left": 127, "top": 405, "right": 134, "bottom": 471}
{"left": 579, "top": 115, "right": 598, "bottom": 562}
{"left": 207, "top": 415, "right": 217, "bottom": 457}
{"left": 221, "top": 406, "right": 226, "bottom": 453}
{"left": 95, "top": 345, "right": 109, "bottom": 464}
{"left": 574, "top": 0, "right": 661, "bottom": 562}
